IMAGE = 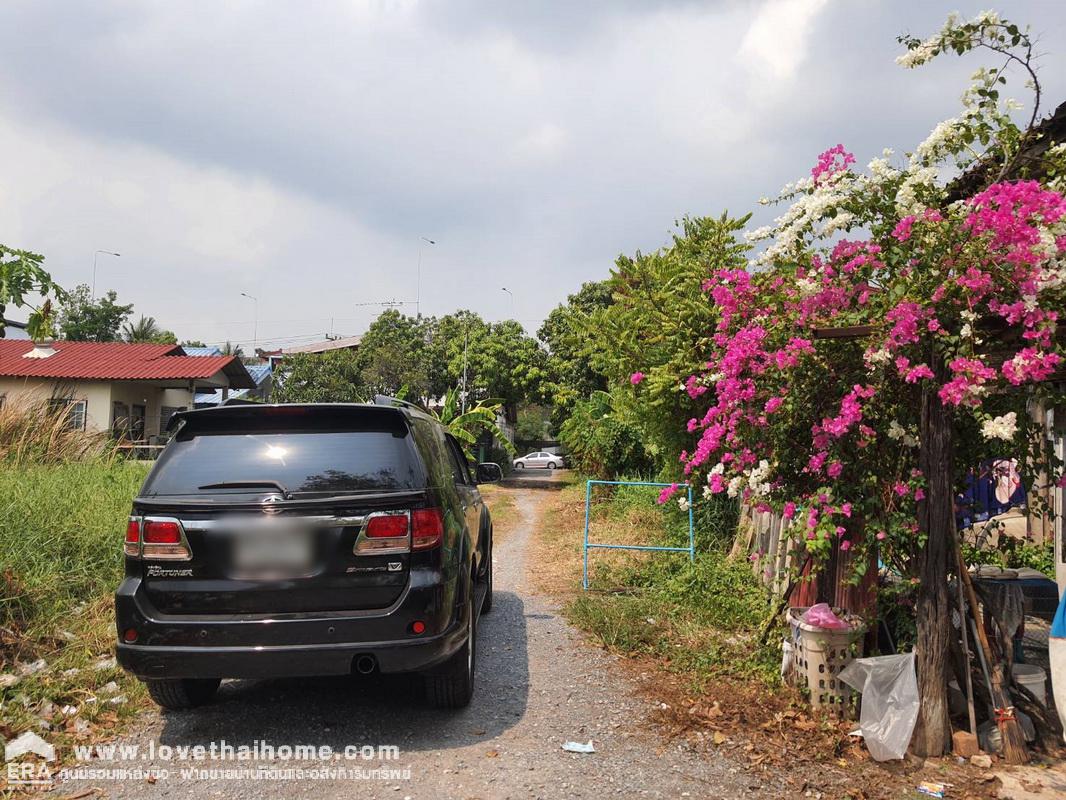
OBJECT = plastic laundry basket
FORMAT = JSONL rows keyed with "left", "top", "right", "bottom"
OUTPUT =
{"left": 788, "top": 607, "right": 866, "bottom": 715}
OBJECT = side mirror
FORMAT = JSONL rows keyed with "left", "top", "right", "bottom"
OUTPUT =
{"left": 476, "top": 462, "right": 504, "bottom": 484}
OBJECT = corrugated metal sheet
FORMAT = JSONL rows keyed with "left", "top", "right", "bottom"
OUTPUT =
{"left": 182, "top": 346, "right": 223, "bottom": 357}
{"left": 0, "top": 340, "right": 246, "bottom": 382}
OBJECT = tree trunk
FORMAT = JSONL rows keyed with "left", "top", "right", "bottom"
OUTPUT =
{"left": 911, "top": 372, "right": 954, "bottom": 757}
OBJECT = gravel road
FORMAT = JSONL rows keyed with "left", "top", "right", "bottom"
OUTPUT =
{"left": 55, "top": 482, "right": 776, "bottom": 799}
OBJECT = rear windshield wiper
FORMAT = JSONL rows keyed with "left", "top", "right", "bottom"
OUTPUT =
{"left": 197, "top": 480, "right": 291, "bottom": 498}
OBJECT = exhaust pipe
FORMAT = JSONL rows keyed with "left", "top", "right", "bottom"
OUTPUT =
{"left": 354, "top": 655, "right": 377, "bottom": 675}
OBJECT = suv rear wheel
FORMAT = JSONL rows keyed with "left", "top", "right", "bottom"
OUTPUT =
{"left": 481, "top": 540, "right": 493, "bottom": 614}
{"left": 424, "top": 581, "right": 476, "bottom": 708}
{"left": 144, "top": 678, "right": 221, "bottom": 710}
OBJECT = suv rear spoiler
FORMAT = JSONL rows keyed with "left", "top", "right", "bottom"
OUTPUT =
{"left": 166, "top": 402, "right": 411, "bottom": 434}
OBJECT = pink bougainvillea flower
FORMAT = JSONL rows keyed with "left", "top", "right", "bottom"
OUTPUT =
{"left": 876, "top": 531, "right": 887, "bottom": 541}
{"left": 840, "top": 540, "right": 852, "bottom": 551}
{"left": 840, "top": 502, "right": 852, "bottom": 518}
{"left": 914, "top": 488, "right": 926, "bottom": 501}
{"left": 782, "top": 501, "right": 797, "bottom": 520}
{"left": 630, "top": 372, "right": 645, "bottom": 385}
{"left": 811, "top": 144, "right": 856, "bottom": 185}
{"left": 657, "top": 483, "right": 680, "bottom": 504}
{"left": 827, "top": 461, "right": 843, "bottom": 478}
{"left": 894, "top": 482, "right": 909, "bottom": 497}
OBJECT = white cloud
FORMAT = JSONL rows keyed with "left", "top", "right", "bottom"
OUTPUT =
{"left": 740, "top": 0, "right": 831, "bottom": 79}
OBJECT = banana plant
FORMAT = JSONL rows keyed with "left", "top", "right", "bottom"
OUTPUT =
{"left": 436, "top": 388, "right": 516, "bottom": 458}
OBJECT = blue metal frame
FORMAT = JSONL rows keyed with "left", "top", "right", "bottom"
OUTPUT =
{"left": 583, "top": 480, "right": 695, "bottom": 590}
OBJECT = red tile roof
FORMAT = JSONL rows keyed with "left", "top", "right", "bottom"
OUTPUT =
{"left": 0, "top": 341, "right": 255, "bottom": 388}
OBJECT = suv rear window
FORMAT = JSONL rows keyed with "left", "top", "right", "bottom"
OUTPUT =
{"left": 142, "top": 411, "right": 425, "bottom": 497}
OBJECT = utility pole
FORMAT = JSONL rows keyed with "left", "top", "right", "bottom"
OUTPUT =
{"left": 461, "top": 324, "right": 469, "bottom": 414}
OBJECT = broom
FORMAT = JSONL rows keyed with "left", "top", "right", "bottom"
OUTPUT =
{"left": 954, "top": 534, "right": 1028, "bottom": 764}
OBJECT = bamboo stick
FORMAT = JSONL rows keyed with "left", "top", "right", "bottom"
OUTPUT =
{"left": 954, "top": 535, "right": 1028, "bottom": 764}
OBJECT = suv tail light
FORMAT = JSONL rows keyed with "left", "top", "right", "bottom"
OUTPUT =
{"left": 125, "top": 517, "right": 192, "bottom": 561}
{"left": 365, "top": 514, "right": 409, "bottom": 539}
{"left": 355, "top": 511, "right": 410, "bottom": 555}
{"left": 124, "top": 518, "right": 140, "bottom": 557}
{"left": 411, "top": 508, "right": 444, "bottom": 551}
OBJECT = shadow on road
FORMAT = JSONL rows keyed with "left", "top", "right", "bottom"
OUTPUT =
{"left": 154, "top": 591, "right": 529, "bottom": 753}
{"left": 499, "top": 469, "right": 567, "bottom": 491}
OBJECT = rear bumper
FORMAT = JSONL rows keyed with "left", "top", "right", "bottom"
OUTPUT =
{"left": 114, "top": 575, "right": 464, "bottom": 679}
{"left": 116, "top": 625, "right": 466, "bottom": 679}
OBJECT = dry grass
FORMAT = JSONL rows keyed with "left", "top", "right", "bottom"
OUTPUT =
{"left": 479, "top": 484, "right": 519, "bottom": 543}
{"left": 0, "top": 398, "right": 110, "bottom": 466}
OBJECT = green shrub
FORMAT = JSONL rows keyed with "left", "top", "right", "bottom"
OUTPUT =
{"left": 558, "top": 391, "right": 652, "bottom": 479}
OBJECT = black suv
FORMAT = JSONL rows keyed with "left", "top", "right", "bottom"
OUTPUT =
{"left": 115, "top": 400, "right": 501, "bottom": 710}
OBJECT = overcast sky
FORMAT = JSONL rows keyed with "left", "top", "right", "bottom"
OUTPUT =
{"left": 1, "top": 1, "right": 1064, "bottom": 349}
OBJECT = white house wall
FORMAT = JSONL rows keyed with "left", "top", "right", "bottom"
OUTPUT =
{"left": 0, "top": 377, "right": 113, "bottom": 432}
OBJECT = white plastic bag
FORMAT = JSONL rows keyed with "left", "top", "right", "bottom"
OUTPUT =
{"left": 838, "top": 652, "right": 918, "bottom": 761}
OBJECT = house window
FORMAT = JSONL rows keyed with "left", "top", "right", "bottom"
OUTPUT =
{"left": 49, "top": 398, "right": 87, "bottom": 431}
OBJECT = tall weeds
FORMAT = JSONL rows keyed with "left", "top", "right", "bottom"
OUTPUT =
{"left": 0, "top": 398, "right": 110, "bottom": 465}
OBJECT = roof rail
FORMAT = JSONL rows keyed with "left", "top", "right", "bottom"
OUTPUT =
{"left": 373, "top": 394, "right": 423, "bottom": 412}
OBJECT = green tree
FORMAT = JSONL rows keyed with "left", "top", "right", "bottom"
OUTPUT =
{"left": 425, "top": 311, "right": 548, "bottom": 422}
{"left": 123, "top": 315, "right": 177, "bottom": 344}
{"left": 538, "top": 280, "right": 613, "bottom": 427}
{"left": 358, "top": 310, "right": 431, "bottom": 399}
{"left": 57, "top": 284, "right": 133, "bottom": 342}
{"left": 180, "top": 339, "right": 207, "bottom": 348}
{"left": 272, "top": 349, "right": 367, "bottom": 403}
{"left": 0, "top": 245, "right": 66, "bottom": 339}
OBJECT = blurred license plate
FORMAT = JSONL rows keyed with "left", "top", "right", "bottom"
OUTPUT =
{"left": 232, "top": 528, "right": 312, "bottom": 575}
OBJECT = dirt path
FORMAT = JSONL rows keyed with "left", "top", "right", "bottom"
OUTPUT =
{"left": 52, "top": 484, "right": 773, "bottom": 799}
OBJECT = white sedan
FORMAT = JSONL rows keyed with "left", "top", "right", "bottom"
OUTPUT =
{"left": 513, "top": 451, "right": 565, "bottom": 470}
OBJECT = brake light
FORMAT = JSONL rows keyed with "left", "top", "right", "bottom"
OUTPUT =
{"left": 365, "top": 514, "right": 409, "bottom": 538}
{"left": 411, "top": 508, "right": 444, "bottom": 550}
{"left": 143, "top": 520, "right": 181, "bottom": 544}
{"left": 355, "top": 511, "right": 410, "bottom": 554}
{"left": 139, "top": 518, "right": 192, "bottom": 561}
{"left": 124, "top": 518, "right": 140, "bottom": 557}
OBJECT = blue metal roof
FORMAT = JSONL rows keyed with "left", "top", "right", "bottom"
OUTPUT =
{"left": 183, "top": 346, "right": 223, "bottom": 357}
{"left": 193, "top": 363, "right": 271, "bottom": 406}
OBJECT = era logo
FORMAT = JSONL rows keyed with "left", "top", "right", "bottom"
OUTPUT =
{"left": 6, "top": 761, "right": 53, "bottom": 786}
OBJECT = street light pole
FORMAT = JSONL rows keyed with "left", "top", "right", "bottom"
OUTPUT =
{"left": 416, "top": 237, "right": 435, "bottom": 318}
{"left": 91, "top": 250, "right": 121, "bottom": 297}
{"left": 501, "top": 287, "right": 515, "bottom": 318}
{"left": 240, "top": 292, "right": 258, "bottom": 354}
{"left": 461, "top": 324, "right": 469, "bottom": 414}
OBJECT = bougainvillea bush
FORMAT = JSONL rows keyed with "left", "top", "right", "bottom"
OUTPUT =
{"left": 648, "top": 11, "right": 1065, "bottom": 755}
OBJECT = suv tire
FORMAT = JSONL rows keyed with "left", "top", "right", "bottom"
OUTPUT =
{"left": 145, "top": 678, "right": 221, "bottom": 710}
{"left": 424, "top": 584, "right": 475, "bottom": 708}
{"left": 481, "top": 540, "right": 493, "bottom": 614}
